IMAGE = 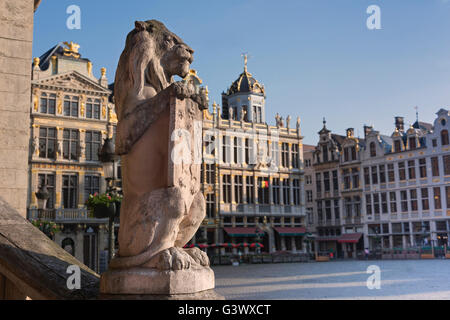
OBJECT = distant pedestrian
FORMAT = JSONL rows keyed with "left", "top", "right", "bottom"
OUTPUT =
{"left": 364, "top": 248, "right": 370, "bottom": 260}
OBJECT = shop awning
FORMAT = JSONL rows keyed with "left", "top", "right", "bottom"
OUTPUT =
{"left": 224, "top": 227, "right": 265, "bottom": 237}
{"left": 274, "top": 227, "right": 306, "bottom": 237}
{"left": 338, "top": 233, "right": 363, "bottom": 244}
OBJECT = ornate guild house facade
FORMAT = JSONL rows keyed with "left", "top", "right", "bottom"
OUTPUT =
{"left": 199, "top": 61, "right": 307, "bottom": 253}
{"left": 28, "top": 42, "right": 118, "bottom": 273}
{"left": 306, "top": 109, "right": 450, "bottom": 258}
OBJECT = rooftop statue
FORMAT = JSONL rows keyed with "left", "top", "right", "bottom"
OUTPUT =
{"left": 100, "top": 20, "right": 217, "bottom": 297}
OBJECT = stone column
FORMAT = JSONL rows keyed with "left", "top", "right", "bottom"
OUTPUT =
{"left": 74, "top": 225, "right": 84, "bottom": 263}
{"left": 78, "top": 172, "right": 85, "bottom": 209}
{"left": 55, "top": 171, "right": 63, "bottom": 209}
{"left": 291, "top": 237, "right": 297, "bottom": 253}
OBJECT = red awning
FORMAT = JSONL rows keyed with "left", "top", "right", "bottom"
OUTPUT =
{"left": 224, "top": 227, "right": 265, "bottom": 237}
{"left": 274, "top": 227, "right": 306, "bottom": 236}
{"left": 338, "top": 233, "right": 363, "bottom": 244}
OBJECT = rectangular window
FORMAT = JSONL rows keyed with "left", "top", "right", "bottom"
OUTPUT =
{"left": 324, "top": 172, "right": 330, "bottom": 192}
{"left": 272, "top": 178, "right": 280, "bottom": 205}
{"left": 281, "top": 143, "right": 289, "bottom": 168}
{"left": 316, "top": 173, "right": 322, "bottom": 193}
{"left": 344, "top": 197, "right": 353, "bottom": 218}
{"left": 38, "top": 174, "right": 55, "bottom": 209}
{"left": 410, "top": 189, "right": 418, "bottom": 211}
{"left": 364, "top": 167, "right": 370, "bottom": 186}
{"left": 334, "top": 199, "right": 340, "bottom": 219}
{"left": 333, "top": 170, "right": 339, "bottom": 191}
{"left": 85, "top": 131, "right": 101, "bottom": 161}
{"left": 84, "top": 175, "right": 100, "bottom": 202}
{"left": 205, "top": 164, "right": 215, "bottom": 184}
{"left": 283, "top": 179, "right": 290, "bottom": 205}
{"left": 343, "top": 169, "right": 351, "bottom": 190}
{"left": 63, "top": 129, "right": 79, "bottom": 161}
{"left": 398, "top": 162, "right": 406, "bottom": 181}
{"left": 293, "top": 179, "right": 301, "bottom": 206}
{"left": 379, "top": 165, "right": 386, "bottom": 184}
{"left": 39, "top": 127, "right": 57, "bottom": 159}
{"left": 388, "top": 164, "right": 395, "bottom": 182}
{"left": 257, "top": 177, "right": 270, "bottom": 205}
{"left": 447, "top": 186, "right": 450, "bottom": 209}
{"left": 40, "top": 93, "right": 56, "bottom": 115}
{"left": 234, "top": 175, "right": 243, "bottom": 204}
{"left": 381, "top": 193, "right": 388, "bottom": 214}
{"left": 352, "top": 168, "right": 360, "bottom": 189}
{"left": 434, "top": 187, "right": 442, "bottom": 210}
{"left": 431, "top": 157, "right": 440, "bottom": 177}
{"left": 246, "top": 176, "right": 255, "bottom": 204}
{"left": 291, "top": 144, "right": 299, "bottom": 169}
{"left": 401, "top": 190, "right": 408, "bottom": 212}
{"left": 306, "top": 190, "right": 313, "bottom": 203}
{"left": 325, "top": 200, "right": 332, "bottom": 220}
{"left": 206, "top": 194, "right": 215, "bottom": 218}
{"left": 366, "top": 194, "right": 372, "bottom": 215}
{"left": 63, "top": 96, "right": 79, "bottom": 117}
{"left": 317, "top": 201, "right": 323, "bottom": 222}
{"left": 390, "top": 192, "right": 397, "bottom": 213}
{"left": 408, "top": 160, "right": 416, "bottom": 180}
{"left": 444, "top": 155, "right": 450, "bottom": 176}
{"left": 373, "top": 193, "right": 380, "bottom": 214}
{"left": 62, "top": 174, "right": 78, "bottom": 209}
{"left": 371, "top": 166, "right": 378, "bottom": 185}
{"left": 421, "top": 188, "right": 429, "bottom": 211}
{"left": 419, "top": 158, "right": 427, "bottom": 178}
{"left": 222, "top": 175, "right": 231, "bottom": 204}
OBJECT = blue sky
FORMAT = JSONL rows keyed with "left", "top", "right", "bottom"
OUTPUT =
{"left": 33, "top": 0, "right": 450, "bottom": 144}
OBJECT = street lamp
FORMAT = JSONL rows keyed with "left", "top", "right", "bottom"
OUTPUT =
{"left": 98, "top": 137, "right": 118, "bottom": 262}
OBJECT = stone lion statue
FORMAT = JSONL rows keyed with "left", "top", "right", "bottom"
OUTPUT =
{"left": 109, "top": 20, "right": 209, "bottom": 272}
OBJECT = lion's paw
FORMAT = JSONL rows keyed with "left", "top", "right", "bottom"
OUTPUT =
{"left": 184, "top": 247, "right": 210, "bottom": 267}
{"left": 145, "top": 247, "right": 194, "bottom": 271}
{"left": 170, "top": 82, "right": 195, "bottom": 100}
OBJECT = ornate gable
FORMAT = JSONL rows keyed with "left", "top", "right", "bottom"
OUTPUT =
{"left": 32, "top": 71, "right": 111, "bottom": 95}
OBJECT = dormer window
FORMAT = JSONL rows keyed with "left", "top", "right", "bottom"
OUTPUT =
{"left": 441, "top": 130, "right": 449, "bottom": 146}
{"left": 394, "top": 140, "right": 402, "bottom": 153}
{"left": 322, "top": 145, "right": 329, "bottom": 162}
{"left": 370, "top": 142, "right": 376, "bottom": 157}
{"left": 408, "top": 137, "right": 417, "bottom": 150}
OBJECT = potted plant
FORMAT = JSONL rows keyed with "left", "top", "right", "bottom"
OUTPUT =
{"left": 86, "top": 192, "right": 122, "bottom": 219}
{"left": 31, "top": 220, "right": 60, "bottom": 240}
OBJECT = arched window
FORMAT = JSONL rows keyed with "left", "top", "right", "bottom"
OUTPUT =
{"left": 441, "top": 130, "right": 449, "bottom": 146}
{"left": 370, "top": 142, "right": 377, "bottom": 157}
{"left": 62, "top": 238, "right": 75, "bottom": 255}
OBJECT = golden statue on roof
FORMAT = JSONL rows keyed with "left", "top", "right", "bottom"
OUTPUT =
{"left": 63, "top": 41, "right": 81, "bottom": 58}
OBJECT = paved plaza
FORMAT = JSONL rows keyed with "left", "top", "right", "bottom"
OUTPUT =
{"left": 213, "top": 260, "right": 450, "bottom": 300}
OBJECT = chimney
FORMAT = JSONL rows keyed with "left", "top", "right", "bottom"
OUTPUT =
{"left": 395, "top": 117, "right": 405, "bottom": 132}
{"left": 364, "top": 125, "right": 373, "bottom": 138}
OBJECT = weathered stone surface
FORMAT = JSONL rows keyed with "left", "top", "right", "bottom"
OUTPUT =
{"left": 100, "top": 20, "right": 212, "bottom": 296}
{"left": 0, "top": 197, "right": 100, "bottom": 300}
{"left": 0, "top": 0, "right": 35, "bottom": 216}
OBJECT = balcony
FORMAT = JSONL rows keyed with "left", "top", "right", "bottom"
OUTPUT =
{"left": 223, "top": 204, "right": 305, "bottom": 216}
{"left": 28, "top": 208, "right": 109, "bottom": 223}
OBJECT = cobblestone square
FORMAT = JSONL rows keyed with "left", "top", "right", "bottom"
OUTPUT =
{"left": 213, "top": 260, "right": 450, "bottom": 300}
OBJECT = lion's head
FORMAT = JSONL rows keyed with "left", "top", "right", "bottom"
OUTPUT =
{"left": 114, "top": 20, "right": 194, "bottom": 120}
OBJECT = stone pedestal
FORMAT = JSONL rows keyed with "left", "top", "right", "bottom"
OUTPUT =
{"left": 99, "top": 289, "right": 224, "bottom": 300}
{"left": 100, "top": 266, "right": 215, "bottom": 296}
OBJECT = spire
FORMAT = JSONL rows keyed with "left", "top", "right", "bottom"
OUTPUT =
{"left": 415, "top": 106, "right": 419, "bottom": 123}
{"left": 242, "top": 52, "right": 249, "bottom": 72}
